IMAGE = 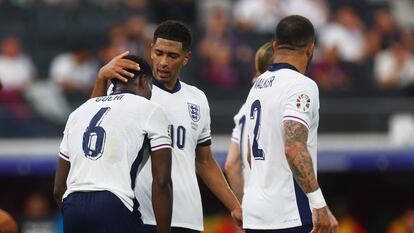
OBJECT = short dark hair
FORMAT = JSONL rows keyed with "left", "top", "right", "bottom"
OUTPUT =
{"left": 275, "top": 15, "right": 315, "bottom": 50}
{"left": 153, "top": 20, "right": 192, "bottom": 51}
{"left": 111, "top": 55, "right": 152, "bottom": 85}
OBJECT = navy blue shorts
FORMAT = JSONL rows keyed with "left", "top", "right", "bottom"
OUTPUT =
{"left": 141, "top": 224, "right": 200, "bottom": 233}
{"left": 62, "top": 191, "right": 143, "bottom": 233}
{"left": 245, "top": 225, "right": 313, "bottom": 233}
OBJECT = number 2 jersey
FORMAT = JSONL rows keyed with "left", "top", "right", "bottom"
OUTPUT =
{"left": 135, "top": 80, "right": 211, "bottom": 231}
{"left": 58, "top": 91, "right": 172, "bottom": 213}
{"left": 243, "top": 63, "right": 320, "bottom": 229}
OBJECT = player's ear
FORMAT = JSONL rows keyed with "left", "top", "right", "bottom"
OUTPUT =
{"left": 150, "top": 43, "right": 155, "bottom": 60}
{"left": 183, "top": 51, "right": 192, "bottom": 66}
{"left": 305, "top": 42, "right": 314, "bottom": 58}
{"left": 272, "top": 41, "right": 278, "bottom": 52}
{"left": 137, "top": 74, "right": 147, "bottom": 90}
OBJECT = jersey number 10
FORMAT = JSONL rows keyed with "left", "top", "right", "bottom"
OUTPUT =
{"left": 170, "top": 125, "right": 186, "bottom": 149}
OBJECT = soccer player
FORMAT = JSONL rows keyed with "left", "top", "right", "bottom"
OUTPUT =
{"left": 53, "top": 55, "right": 173, "bottom": 233}
{"left": 243, "top": 15, "right": 338, "bottom": 233}
{"left": 91, "top": 20, "right": 242, "bottom": 233}
{"left": 225, "top": 42, "right": 274, "bottom": 202}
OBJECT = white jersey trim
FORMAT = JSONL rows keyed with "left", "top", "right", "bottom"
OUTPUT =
{"left": 282, "top": 115, "right": 310, "bottom": 129}
{"left": 58, "top": 152, "right": 69, "bottom": 161}
{"left": 143, "top": 219, "right": 203, "bottom": 231}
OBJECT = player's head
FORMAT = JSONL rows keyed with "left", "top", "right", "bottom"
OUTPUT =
{"left": 273, "top": 15, "right": 315, "bottom": 71}
{"left": 112, "top": 55, "right": 153, "bottom": 99}
{"left": 253, "top": 42, "right": 274, "bottom": 84}
{"left": 151, "top": 20, "right": 192, "bottom": 88}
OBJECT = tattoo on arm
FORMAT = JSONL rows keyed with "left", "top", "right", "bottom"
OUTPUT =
{"left": 283, "top": 120, "right": 319, "bottom": 193}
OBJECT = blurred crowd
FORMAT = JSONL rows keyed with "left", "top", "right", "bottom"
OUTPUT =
{"left": 0, "top": 0, "right": 414, "bottom": 137}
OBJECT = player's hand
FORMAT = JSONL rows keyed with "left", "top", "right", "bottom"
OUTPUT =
{"left": 310, "top": 207, "right": 338, "bottom": 233}
{"left": 97, "top": 51, "right": 140, "bottom": 83}
{"left": 231, "top": 207, "right": 243, "bottom": 228}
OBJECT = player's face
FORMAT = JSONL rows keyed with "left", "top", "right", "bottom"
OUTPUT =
{"left": 150, "top": 38, "right": 191, "bottom": 89}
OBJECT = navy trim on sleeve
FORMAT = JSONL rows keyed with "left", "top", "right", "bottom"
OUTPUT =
{"left": 197, "top": 139, "right": 212, "bottom": 147}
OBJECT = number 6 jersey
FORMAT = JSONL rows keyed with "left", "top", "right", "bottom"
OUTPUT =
{"left": 243, "top": 63, "right": 320, "bottom": 230}
{"left": 58, "top": 91, "right": 172, "bottom": 213}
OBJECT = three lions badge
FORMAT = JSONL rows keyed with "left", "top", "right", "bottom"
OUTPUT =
{"left": 187, "top": 103, "right": 200, "bottom": 122}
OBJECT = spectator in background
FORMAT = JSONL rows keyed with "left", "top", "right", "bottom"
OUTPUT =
{"left": 19, "top": 192, "right": 58, "bottom": 233}
{"left": 233, "top": 0, "right": 282, "bottom": 34}
{"left": 125, "top": 14, "right": 152, "bottom": 59}
{"left": 280, "top": 0, "right": 329, "bottom": 30}
{"left": 199, "top": 8, "right": 240, "bottom": 89}
{"left": 387, "top": 209, "right": 414, "bottom": 233}
{"left": 319, "top": 6, "right": 365, "bottom": 63}
{"left": 202, "top": 43, "right": 239, "bottom": 90}
{"left": 0, "top": 209, "right": 18, "bottom": 233}
{"left": 374, "top": 34, "right": 414, "bottom": 93}
{"left": 106, "top": 23, "right": 129, "bottom": 54}
{"left": 310, "top": 46, "right": 351, "bottom": 91}
{"left": 371, "top": 8, "right": 400, "bottom": 50}
{"left": 49, "top": 40, "right": 98, "bottom": 107}
{"left": 0, "top": 36, "right": 35, "bottom": 92}
{"left": 0, "top": 35, "right": 36, "bottom": 136}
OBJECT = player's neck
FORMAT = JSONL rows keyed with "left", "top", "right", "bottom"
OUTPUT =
{"left": 155, "top": 77, "right": 179, "bottom": 91}
{"left": 273, "top": 54, "right": 307, "bottom": 75}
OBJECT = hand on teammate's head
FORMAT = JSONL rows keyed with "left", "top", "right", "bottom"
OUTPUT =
{"left": 98, "top": 51, "right": 141, "bottom": 83}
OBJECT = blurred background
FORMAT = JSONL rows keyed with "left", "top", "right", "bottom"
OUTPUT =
{"left": 0, "top": 0, "right": 413, "bottom": 232}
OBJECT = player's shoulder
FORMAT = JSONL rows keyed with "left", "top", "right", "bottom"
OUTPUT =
{"left": 180, "top": 81, "right": 209, "bottom": 103}
{"left": 286, "top": 70, "right": 318, "bottom": 91}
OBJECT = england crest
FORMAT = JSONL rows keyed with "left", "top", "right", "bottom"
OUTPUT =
{"left": 187, "top": 103, "right": 200, "bottom": 122}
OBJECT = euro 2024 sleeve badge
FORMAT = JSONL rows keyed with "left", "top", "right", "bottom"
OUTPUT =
{"left": 296, "top": 94, "right": 311, "bottom": 112}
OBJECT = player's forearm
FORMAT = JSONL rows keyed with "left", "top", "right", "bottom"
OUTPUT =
{"left": 91, "top": 76, "right": 107, "bottom": 98}
{"left": 224, "top": 142, "right": 244, "bottom": 202}
{"left": 226, "top": 170, "right": 244, "bottom": 203}
{"left": 152, "top": 180, "right": 172, "bottom": 233}
{"left": 197, "top": 158, "right": 241, "bottom": 211}
{"left": 286, "top": 146, "right": 319, "bottom": 193}
{"left": 284, "top": 120, "right": 319, "bottom": 193}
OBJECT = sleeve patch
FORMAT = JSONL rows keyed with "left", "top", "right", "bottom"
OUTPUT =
{"left": 296, "top": 94, "right": 311, "bottom": 112}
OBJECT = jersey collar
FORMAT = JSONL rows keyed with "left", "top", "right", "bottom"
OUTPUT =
{"left": 153, "top": 78, "right": 181, "bottom": 94}
{"left": 110, "top": 90, "right": 134, "bottom": 95}
{"left": 268, "top": 63, "right": 299, "bottom": 72}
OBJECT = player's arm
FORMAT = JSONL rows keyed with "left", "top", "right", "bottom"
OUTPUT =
{"left": 195, "top": 145, "right": 242, "bottom": 227}
{"left": 224, "top": 141, "right": 244, "bottom": 203}
{"left": 150, "top": 148, "right": 173, "bottom": 233}
{"left": 53, "top": 157, "right": 70, "bottom": 209}
{"left": 91, "top": 51, "right": 140, "bottom": 98}
{"left": 283, "top": 120, "right": 338, "bottom": 233}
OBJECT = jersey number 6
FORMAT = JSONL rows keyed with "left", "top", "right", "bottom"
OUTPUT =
{"left": 82, "top": 107, "right": 111, "bottom": 160}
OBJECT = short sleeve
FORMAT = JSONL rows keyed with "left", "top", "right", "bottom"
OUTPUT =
{"left": 58, "top": 114, "right": 72, "bottom": 161}
{"left": 197, "top": 100, "right": 212, "bottom": 146}
{"left": 231, "top": 104, "right": 245, "bottom": 144}
{"left": 146, "top": 106, "right": 172, "bottom": 151}
{"left": 282, "top": 82, "right": 319, "bottom": 129}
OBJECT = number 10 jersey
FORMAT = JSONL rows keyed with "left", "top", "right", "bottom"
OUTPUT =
{"left": 135, "top": 81, "right": 211, "bottom": 231}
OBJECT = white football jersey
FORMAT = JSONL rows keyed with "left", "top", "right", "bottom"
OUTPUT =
{"left": 59, "top": 92, "right": 172, "bottom": 213}
{"left": 243, "top": 63, "right": 319, "bottom": 229}
{"left": 135, "top": 80, "right": 211, "bottom": 231}
{"left": 230, "top": 104, "right": 250, "bottom": 191}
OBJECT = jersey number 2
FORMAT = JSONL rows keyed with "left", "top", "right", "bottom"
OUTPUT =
{"left": 250, "top": 100, "right": 265, "bottom": 160}
{"left": 82, "top": 107, "right": 111, "bottom": 160}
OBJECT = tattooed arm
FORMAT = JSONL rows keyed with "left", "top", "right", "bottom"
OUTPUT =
{"left": 283, "top": 120, "right": 318, "bottom": 192}
{"left": 283, "top": 120, "right": 338, "bottom": 233}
